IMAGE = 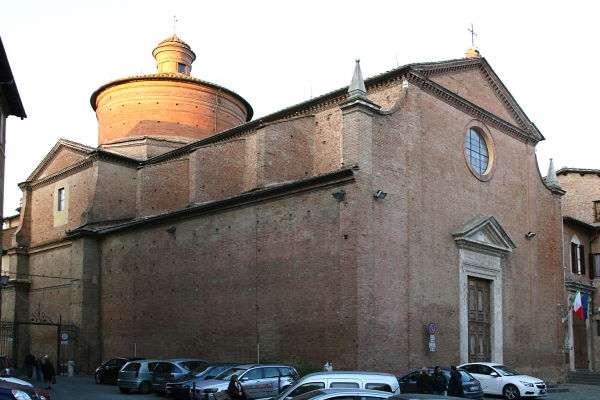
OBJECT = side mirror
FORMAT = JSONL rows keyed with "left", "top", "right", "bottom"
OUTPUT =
{"left": 241, "top": 377, "right": 249, "bottom": 382}
{"left": 490, "top": 372, "right": 499, "bottom": 377}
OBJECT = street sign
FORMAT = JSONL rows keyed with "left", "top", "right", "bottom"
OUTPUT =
{"left": 428, "top": 322, "right": 436, "bottom": 335}
{"left": 60, "top": 331, "right": 69, "bottom": 341}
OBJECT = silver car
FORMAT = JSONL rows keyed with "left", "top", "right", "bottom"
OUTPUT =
{"left": 118, "top": 359, "right": 161, "bottom": 394}
{"left": 190, "top": 364, "right": 296, "bottom": 400}
{"left": 152, "top": 359, "right": 209, "bottom": 394}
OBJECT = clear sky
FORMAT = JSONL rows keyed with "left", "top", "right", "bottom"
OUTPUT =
{"left": 1, "top": 0, "right": 598, "bottom": 216}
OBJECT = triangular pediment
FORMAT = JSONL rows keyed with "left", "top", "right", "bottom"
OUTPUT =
{"left": 28, "top": 139, "right": 96, "bottom": 182}
{"left": 409, "top": 58, "right": 542, "bottom": 142}
{"left": 452, "top": 215, "right": 516, "bottom": 256}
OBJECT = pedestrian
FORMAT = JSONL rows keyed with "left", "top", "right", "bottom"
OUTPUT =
{"left": 416, "top": 367, "right": 434, "bottom": 394}
{"left": 228, "top": 374, "right": 246, "bottom": 400}
{"left": 41, "top": 355, "right": 56, "bottom": 390}
{"left": 432, "top": 366, "right": 448, "bottom": 396}
{"left": 36, "top": 356, "right": 43, "bottom": 381}
{"left": 447, "top": 365, "right": 464, "bottom": 397}
{"left": 324, "top": 360, "right": 333, "bottom": 372}
{"left": 24, "top": 351, "right": 36, "bottom": 381}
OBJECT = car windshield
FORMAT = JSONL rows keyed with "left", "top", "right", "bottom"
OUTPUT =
{"left": 286, "top": 390, "right": 327, "bottom": 400}
{"left": 458, "top": 370, "right": 475, "bottom": 382}
{"left": 215, "top": 367, "right": 248, "bottom": 381}
{"left": 188, "top": 364, "right": 211, "bottom": 376}
{"left": 494, "top": 365, "right": 521, "bottom": 376}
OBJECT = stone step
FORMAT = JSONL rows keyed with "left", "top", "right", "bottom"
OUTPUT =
{"left": 567, "top": 371, "right": 600, "bottom": 386}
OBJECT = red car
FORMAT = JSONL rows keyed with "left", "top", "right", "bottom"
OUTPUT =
{"left": 36, "top": 388, "right": 51, "bottom": 400}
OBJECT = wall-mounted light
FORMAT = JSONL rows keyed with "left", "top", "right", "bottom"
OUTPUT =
{"left": 525, "top": 232, "right": 536, "bottom": 239}
{"left": 166, "top": 226, "right": 177, "bottom": 234}
{"left": 374, "top": 190, "right": 387, "bottom": 199}
{"left": 332, "top": 190, "right": 346, "bottom": 200}
{"left": 0, "top": 275, "right": 8, "bottom": 287}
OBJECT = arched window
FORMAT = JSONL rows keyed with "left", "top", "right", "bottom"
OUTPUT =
{"left": 570, "top": 235, "right": 586, "bottom": 275}
{"left": 466, "top": 128, "right": 489, "bottom": 175}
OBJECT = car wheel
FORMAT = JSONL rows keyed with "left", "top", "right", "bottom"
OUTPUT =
{"left": 138, "top": 381, "right": 151, "bottom": 394}
{"left": 120, "top": 387, "right": 131, "bottom": 393}
{"left": 503, "top": 384, "right": 520, "bottom": 400}
{"left": 95, "top": 374, "right": 103, "bottom": 384}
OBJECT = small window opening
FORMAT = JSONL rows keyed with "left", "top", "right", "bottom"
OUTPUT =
{"left": 57, "top": 188, "right": 65, "bottom": 211}
{"left": 177, "top": 63, "right": 186, "bottom": 74}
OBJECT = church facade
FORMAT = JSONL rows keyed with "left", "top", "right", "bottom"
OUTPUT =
{"left": 2, "top": 36, "right": 567, "bottom": 382}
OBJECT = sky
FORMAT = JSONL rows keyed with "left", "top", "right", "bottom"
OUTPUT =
{"left": 1, "top": 0, "right": 599, "bottom": 215}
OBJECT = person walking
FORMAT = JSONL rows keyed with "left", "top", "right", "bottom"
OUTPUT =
{"left": 416, "top": 367, "right": 434, "bottom": 394}
{"left": 447, "top": 365, "right": 464, "bottom": 397}
{"left": 35, "top": 356, "right": 43, "bottom": 381}
{"left": 41, "top": 355, "right": 56, "bottom": 390}
{"left": 432, "top": 366, "right": 448, "bottom": 396}
{"left": 228, "top": 374, "right": 246, "bottom": 400}
{"left": 324, "top": 360, "right": 333, "bottom": 372}
{"left": 24, "top": 351, "right": 36, "bottom": 381}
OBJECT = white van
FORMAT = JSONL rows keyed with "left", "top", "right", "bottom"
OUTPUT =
{"left": 273, "top": 371, "right": 401, "bottom": 399}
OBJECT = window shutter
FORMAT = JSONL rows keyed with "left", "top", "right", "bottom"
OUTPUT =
{"left": 590, "top": 253, "right": 596, "bottom": 279}
{"left": 571, "top": 243, "right": 579, "bottom": 274}
{"left": 579, "top": 245, "right": 586, "bottom": 275}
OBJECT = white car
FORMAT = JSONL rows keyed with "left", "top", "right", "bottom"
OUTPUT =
{"left": 458, "top": 362, "right": 546, "bottom": 399}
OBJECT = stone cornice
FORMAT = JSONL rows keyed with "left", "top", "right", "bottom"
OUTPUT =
{"left": 30, "top": 158, "right": 94, "bottom": 189}
{"left": 28, "top": 149, "right": 139, "bottom": 189}
{"left": 408, "top": 58, "right": 539, "bottom": 137}
{"left": 28, "top": 139, "right": 95, "bottom": 182}
{"left": 90, "top": 73, "right": 253, "bottom": 121}
{"left": 407, "top": 71, "right": 541, "bottom": 144}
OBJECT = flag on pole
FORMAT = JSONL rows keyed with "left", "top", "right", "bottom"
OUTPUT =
{"left": 573, "top": 290, "right": 584, "bottom": 322}
{"left": 581, "top": 291, "right": 589, "bottom": 321}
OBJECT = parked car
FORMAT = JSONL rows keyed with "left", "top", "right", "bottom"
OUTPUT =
{"left": 285, "top": 388, "right": 394, "bottom": 400}
{"left": 389, "top": 394, "right": 450, "bottom": 400}
{"left": 274, "top": 371, "right": 400, "bottom": 400}
{"left": 95, "top": 357, "right": 146, "bottom": 384}
{"left": 458, "top": 362, "right": 546, "bottom": 399}
{"left": 151, "top": 359, "right": 209, "bottom": 394}
{"left": 117, "top": 359, "right": 161, "bottom": 394}
{"left": 35, "top": 388, "right": 51, "bottom": 400}
{"left": 190, "top": 364, "right": 296, "bottom": 400}
{"left": 0, "top": 357, "right": 18, "bottom": 377}
{"left": 0, "top": 376, "right": 32, "bottom": 387}
{"left": 0, "top": 379, "right": 41, "bottom": 399}
{"left": 166, "top": 363, "right": 240, "bottom": 399}
{"left": 397, "top": 367, "right": 483, "bottom": 399}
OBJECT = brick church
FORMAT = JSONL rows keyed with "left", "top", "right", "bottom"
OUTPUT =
{"left": 2, "top": 35, "right": 568, "bottom": 381}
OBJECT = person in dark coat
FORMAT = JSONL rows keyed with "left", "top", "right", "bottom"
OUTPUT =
{"left": 416, "top": 367, "right": 434, "bottom": 394}
{"left": 228, "top": 374, "right": 245, "bottom": 400}
{"left": 447, "top": 365, "right": 464, "bottom": 397}
{"left": 432, "top": 366, "right": 448, "bottom": 395}
{"left": 35, "top": 356, "right": 43, "bottom": 381}
{"left": 24, "top": 351, "right": 36, "bottom": 380}
{"left": 41, "top": 356, "right": 56, "bottom": 390}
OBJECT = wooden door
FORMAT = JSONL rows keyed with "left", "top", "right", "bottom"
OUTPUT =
{"left": 573, "top": 316, "right": 588, "bottom": 369}
{"left": 468, "top": 277, "right": 491, "bottom": 362}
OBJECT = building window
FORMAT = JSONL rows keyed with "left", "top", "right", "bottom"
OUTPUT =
{"left": 595, "top": 201, "right": 600, "bottom": 221}
{"left": 570, "top": 238, "right": 585, "bottom": 275}
{"left": 57, "top": 188, "right": 65, "bottom": 211}
{"left": 177, "top": 63, "right": 186, "bottom": 73}
{"left": 466, "top": 128, "right": 489, "bottom": 175}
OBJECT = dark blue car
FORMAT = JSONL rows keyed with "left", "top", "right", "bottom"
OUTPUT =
{"left": 166, "top": 363, "right": 241, "bottom": 399}
{"left": 397, "top": 367, "right": 484, "bottom": 399}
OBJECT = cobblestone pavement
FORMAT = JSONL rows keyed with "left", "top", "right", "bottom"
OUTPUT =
{"left": 18, "top": 376, "right": 600, "bottom": 400}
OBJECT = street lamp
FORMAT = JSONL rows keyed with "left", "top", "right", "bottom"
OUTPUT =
{"left": 0, "top": 274, "right": 8, "bottom": 322}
